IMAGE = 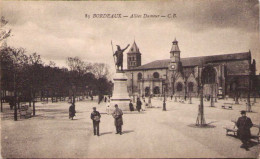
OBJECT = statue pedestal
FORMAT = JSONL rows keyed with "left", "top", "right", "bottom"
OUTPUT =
{"left": 110, "top": 71, "right": 130, "bottom": 111}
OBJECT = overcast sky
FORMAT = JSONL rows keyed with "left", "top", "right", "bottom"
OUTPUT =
{"left": 1, "top": 0, "right": 260, "bottom": 74}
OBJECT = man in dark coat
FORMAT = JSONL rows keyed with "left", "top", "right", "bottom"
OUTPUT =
{"left": 112, "top": 104, "right": 123, "bottom": 135}
{"left": 136, "top": 98, "right": 142, "bottom": 112}
{"left": 90, "top": 107, "right": 101, "bottom": 136}
{"left": 236, "top": 110, "right": 253, "bottom": 150}
{"left": 69, "top": 104, "right": 76, "bottom": 120}
{"left": 129, "top": 100, "right": 134, "bottom": 111}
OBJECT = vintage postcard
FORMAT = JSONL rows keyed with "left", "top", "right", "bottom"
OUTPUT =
{"left": 1, "top": 0, "right": 260, "bottom": 158}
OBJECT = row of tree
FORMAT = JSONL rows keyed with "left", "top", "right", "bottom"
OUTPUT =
{"left": 1, "top": 48, "right": 113, "bottom": 100}
{"left": 0, "top": 16, "right": 113, "bottom": 116}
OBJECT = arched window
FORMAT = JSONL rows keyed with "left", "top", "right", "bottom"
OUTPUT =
{"left": 138, "top": 73, "right": 142, "bottom": 80}
{"left": 153, "top": 72, "right": 159, "bottom": 78}
{"left": 177, "top": 83, "right": 183, "bottom": 92}
{"left": 153, "top": 87, "right": 160, "bottom": 94}
{"left": 188, "top": 82, "right": 194, "bottom": 92}
{"left": 145, "top": 87, "right": 150, "bottom": 96}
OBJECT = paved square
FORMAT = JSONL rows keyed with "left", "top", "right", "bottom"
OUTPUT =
{"left": 1, "top": 98, "right": 260, "bottom": 158}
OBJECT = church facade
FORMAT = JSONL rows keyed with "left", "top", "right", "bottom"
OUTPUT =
{"left": 125, "top": 39, "right": 257, "bottom": 99}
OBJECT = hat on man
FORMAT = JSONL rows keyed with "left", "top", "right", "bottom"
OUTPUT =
{"left": 240, "top": 110, "right": 246, "bottom": 114}
{"left": 93, "top": 107, "right": 96, "bottom": 110}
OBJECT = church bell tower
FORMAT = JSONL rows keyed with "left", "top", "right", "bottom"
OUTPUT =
{"left": 169, "top": 38, "right": 181, "bottom": 71}
{"left": 127, "top": 41, "right": 141, "bottom": 69}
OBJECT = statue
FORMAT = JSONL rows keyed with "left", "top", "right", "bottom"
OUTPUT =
{"left": 113, "top": 44, "right": 130, "bottom": 71}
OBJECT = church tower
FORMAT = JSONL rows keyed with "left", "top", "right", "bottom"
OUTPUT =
{"left": 169, "top": 38, "right": 181, "bottom": 71}
{"left": 127, "top": 41, "right": 141, "bottom": 69}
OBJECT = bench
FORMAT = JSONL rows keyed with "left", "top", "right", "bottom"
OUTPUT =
{"left": 246, "top": 102, "right": 255, "bottom": 106}
{"left": 225, "top": 120, "right": 237, "bottom": 136}
{"left": 224, "top": 120, "right": 260, "bottom": 143}
{"left": 19, "top": 105, "right": 32, "bottom": 119}
{"left": 179, "top": 99, "right": 185, "bottom": 103}
{"left": 222, "top": 103, "right": 233, "bottom": 109}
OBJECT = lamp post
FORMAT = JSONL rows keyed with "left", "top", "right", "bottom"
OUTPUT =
{"left": 131, "top": 72, "right": 134, "bottom": 95}
{"left": 163, "top": 80, "right": 166, "bottom": 111}
{"left": 247, "top": 70, "right": 252, "bottom": 112}
{"left": 184, "top": 78, "right": 187, "bottom": 101}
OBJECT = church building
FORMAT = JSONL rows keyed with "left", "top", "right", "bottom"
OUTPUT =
{"left": 125, "top": 39, "right": 257, "bottom": 99}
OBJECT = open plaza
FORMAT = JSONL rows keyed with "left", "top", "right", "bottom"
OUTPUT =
{"left": 1, "top": 1, "right": 260, "bottom": 158}
{"left": 1, "top": 97, "right": 259, "bottom": 158}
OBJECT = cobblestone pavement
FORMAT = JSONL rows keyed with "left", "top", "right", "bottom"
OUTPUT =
{"left": 1, "top": 97, "right": 260, "bottom": 158}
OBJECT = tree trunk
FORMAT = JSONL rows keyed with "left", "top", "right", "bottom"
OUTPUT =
{"left": 33, "top": 91, "right": 36, "bottom": 116}
{"left": 1, "top": 95, "right": 3, "bottom": 112}
{"left": 196, "top": 85, "right": 206, "bottom": 126}
{"left": 235, "top": 90, "right": 239, "bottom": 104}
{"left": 33, "top": 100, "right": 35, "bottom": 116}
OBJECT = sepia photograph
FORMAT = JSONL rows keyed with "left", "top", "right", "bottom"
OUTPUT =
{"left": 0, "top": 0, "right": 260, "bottom": 158}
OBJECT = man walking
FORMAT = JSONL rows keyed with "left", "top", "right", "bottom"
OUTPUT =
{"left": 136, "top": 97, "right": 142, "bottom": 112}
{"left": 90, "top": 107, "right": 101, "bottom": 136}
{"left": 112, "top": 104, "right": 123, "bottom": 135}
{"left": 236, "top": 110, "right": 253, "bottom": 151}
{"left": 69, "top": 103, "right": 76, "bottom": 120}
{"left": 129, "top": 100, "right": 134, "bottom": 111}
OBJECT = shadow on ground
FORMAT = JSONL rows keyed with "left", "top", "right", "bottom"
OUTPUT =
{"left": 100, "top": 131, "right": 113, "bottom": 136}
{"left": 123, "top": 130, "right": 134, "bottom": 134}
{"left": 188, "top": 124, "right": 216, "bottom": 128}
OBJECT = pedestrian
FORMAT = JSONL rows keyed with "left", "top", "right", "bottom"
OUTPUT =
{"left": 69, "top": 103, "right": 76, "bottom": 120}
{"left": 106, "top": 100, "right": 111, "bottom": 115}
{"left": 148, "top": 94, "right": 152, "bottom": 108}
{"left": 141, "top": 98, "right": 146, "bottom": 111}
{"left": 236, "top": 110, "right": 253, "bottom": 151}
{"left": 98, "top": 94, "right": 102, "bottom": 104}
{"left": 129, "top": 100, "right": 134, "bottom": 111}
{"left": 104, "top": 96, "right": 107, "bottom": 102}
{"left": 136, "top": 97, "right": 142, "bottom": 112}
{"left": 112, "top": 104, "right": 123, "bottom": 135}
{"left": 91, "top": 107, "right": 101, "bottom": 136}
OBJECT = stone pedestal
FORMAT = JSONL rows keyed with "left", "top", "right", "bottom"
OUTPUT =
{"left": 110, "top": 71, "right": 131, "bottom": 111}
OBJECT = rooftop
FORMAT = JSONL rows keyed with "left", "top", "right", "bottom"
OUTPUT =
{"left": 129, "top": 52, "right": 251, "bottom": 70}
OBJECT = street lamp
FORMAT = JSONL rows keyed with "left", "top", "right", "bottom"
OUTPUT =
{"left": 247, "top": 69, "right": 252, "bottom": 112}
{"left": 131, "top": 72, "right": 134, "bottom": 95}
{"left": 162, "top": 80, "right": 166, "bottom": 111}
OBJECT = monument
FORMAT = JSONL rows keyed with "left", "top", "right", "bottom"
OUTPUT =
{"left": 110, "top": 43, "right": 131, "bottom": 111}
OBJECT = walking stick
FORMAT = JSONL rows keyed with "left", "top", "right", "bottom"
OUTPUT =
{"left": 111, "top": 40, "right": 117, "bottom": 70}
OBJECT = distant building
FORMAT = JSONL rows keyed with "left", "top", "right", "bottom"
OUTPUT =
{"left": 125, "top": 39, "right": 257, "bottom": 98}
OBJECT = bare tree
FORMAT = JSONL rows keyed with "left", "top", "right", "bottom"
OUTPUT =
{"left": 91, "top": 63, "right": 110, "bottom": 79}
{"left": 29, "top": 53, "right": 43, "bottom": 65}
{"left": 28, "top": 52, "right": 43, "bottom": 116}
{"left": 48, "top": 61, "right": 56, "bottom": 68}
{"left": 0, "top": 16, "right": 12, "bottom": 42}
{"left": 66, "top": 57, "right": 86, "bottom": 74}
